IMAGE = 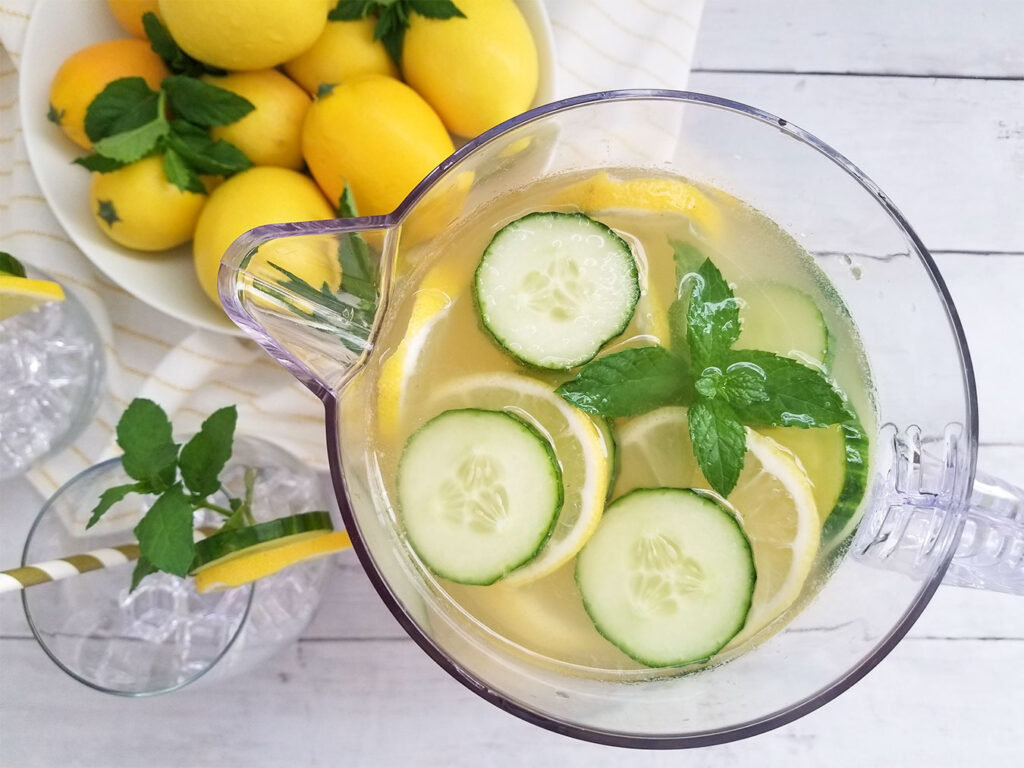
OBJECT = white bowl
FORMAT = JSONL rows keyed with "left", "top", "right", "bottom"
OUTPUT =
{"left": 20, "top": 0, "right": 558, "bottom": 336}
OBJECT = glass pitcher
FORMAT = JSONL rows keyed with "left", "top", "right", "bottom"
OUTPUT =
{"left": 218, "top": 91, "right": 1023, "bottom": 748}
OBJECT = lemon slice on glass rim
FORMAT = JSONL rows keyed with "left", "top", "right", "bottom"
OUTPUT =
{"left": 0, "top": 252, "right": 65, "bottom": 321}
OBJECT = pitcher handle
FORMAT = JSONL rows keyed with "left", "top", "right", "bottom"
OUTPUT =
{"left": 944, "top": 469, "right": 1024, "bottom": 594}
{"left": 218, "top": 217, "right": 394, "bottom": 401}
{"left": 853, "top": 425, "right": 1024, "bottom": 596}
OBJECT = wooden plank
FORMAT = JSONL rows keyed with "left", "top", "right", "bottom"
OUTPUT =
{"left": 686, "top": 73, "right": 1024, "bottom": 254}
{"left": 1, "top": 635, "right": 1021, "bottom": 767}
{"left": 696, "top": 0, "right": 1024, "bottom": 77}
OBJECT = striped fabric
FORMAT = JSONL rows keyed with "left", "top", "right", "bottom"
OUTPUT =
{"left": 0, "top": 0, "right": 705, "bottom": 498}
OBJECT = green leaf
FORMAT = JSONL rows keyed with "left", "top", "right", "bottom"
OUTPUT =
{"left": 84, "top": 77, "right": 160, "bottom": 143}
{"left": 162, "top": 147, "right": 206, "bottom": 193}
{"left": 86, "top": 482, "right": 143, "bottom": 529}
{"left": 408, "top": 0, "right": 465, "bottom": 19}
{"left": 91, "top": 91, "right": 169, "bottom": 163}
{"left": 178, "top": 406, "right": 237, "bottom": 496}
{"left": 686, "top": 258, "right": 740, "bottom": 369}
{"left": 555, "top": 346, "right": 693, "bottom": 419}
{"left": 162, "top": 75, "right": 255, "bottom": 128}
{"left": 73, "top": 154, "right": 127, "bottom": 173}
{"left": 116, "top": 398, "right": 179, "bottom": 489}
{"left": 688, "top": 397, "right": 746, "bottom": 497}
{"left": 329, "top": 0, "right": 374, "bottom": 21}
{"left": 718, "top": 364, "right": 770, "bottom": 407}
{"left": 376, "top": 11, "right": 406, "bottom": 67}
{"left": 0, "top": 252, "right": 27, "bottom": 278}
{"left": 336, "top": 185, "right": 378, "bottom": 303}
{"left": 694, "top": 366, "right": 722, "bottom": 399}
{"left": 134, "top": 484, "right": 195, "bottom": 577}
{"left": 722, "top": 350, "right": 849, "bottom": 427}
{"left": 670, "top": 239, "right": 705, "bottom": 296}
{"left": 142, "top": 12, "right": 223, "bottom": 76}
{"left": 129, "top": 556, "right": 158, "bottom": 592}
{"left": 166, "top": 120, "right": 251, "bottom": 175}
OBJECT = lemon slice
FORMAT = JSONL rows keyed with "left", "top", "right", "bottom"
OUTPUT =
{"left": 0, "top": 275, "right": 65, "bottom": 321}
{"left": 194, "top": 529, "right": 351, "bottom": 594}
{"left": 429, "top": 373, "right": 610, "bottom": 586}
{"left": 376, "top": 262, "right": 465, "bottom": 442}
{"left": 615, "top": 406, "right": 819, "bottom": 643}
{"left": 552, "top": 171, "right": 723, "bottom": 239}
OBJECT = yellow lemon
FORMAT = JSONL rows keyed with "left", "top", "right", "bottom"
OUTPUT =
{"left": 284, "top": 17, "right": 398, "bottom": 96}
{"left": 157, "top": 0, "right": 330, "bottom": 70}
{"left": 89, "top": 155, "right": 207, "bottom": 251}
{"left": 49, "top": 39, "right": 169, "bottom": 150}
{"left": 403, "top": 0, "right": 538, "bottom": 138}
{"left": 106, "top": 0, "right": 161, "bottom": 38}
{"left": 0, "top": 277, "right": 65, "bottom": 321}
{"left": 192, "top": 167, "right": 337, "bottom": 307}
{"left": 302, "top": 75, "right": 453, "bottom": 215}
{"left": 201, "top": 70, "right": 311, "bottom": 171}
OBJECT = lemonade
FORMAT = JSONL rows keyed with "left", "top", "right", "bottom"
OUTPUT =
{"left": 361, "top": 170, "right": 874, "bottom": 676}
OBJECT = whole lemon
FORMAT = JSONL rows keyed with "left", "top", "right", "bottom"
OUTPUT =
{"left": 49, "top": 39, "right": 170, "bottom": 150}
{"left": 157, "top": 0, "right": 330, "bottom": 71}
{"left": 302, "top": 75, "right": 453, "bottom": 216}
{"left": 192, "top": 167, "right": 337, "bottom": 306}
{"left": 403, "top": 0, "right": 538, "bottom": 138}
{"left": 284, "top": 17, "right": 398, "bottom": 96}
{"left": 201, "top": 70, "right": 311, "bottom": 170}
{"left": 106, "top": 0, "right": 161, "bottom": 38}
{"left": 89, "top": 155, "right": 207, "bottom": 251}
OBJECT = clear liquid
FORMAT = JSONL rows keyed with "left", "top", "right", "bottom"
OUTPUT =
{"left": 355, "top": 169, "right": 875, "bottom": 677}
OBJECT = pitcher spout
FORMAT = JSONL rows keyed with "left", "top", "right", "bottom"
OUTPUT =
{"left": 218, "top": 217, "right": 393, "bottom": 400}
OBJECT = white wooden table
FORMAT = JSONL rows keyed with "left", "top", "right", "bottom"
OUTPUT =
{"left": 2, "top": 2, "right": 1023, "bottom": 765}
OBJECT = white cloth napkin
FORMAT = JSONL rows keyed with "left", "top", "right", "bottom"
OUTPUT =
{"left": 0, "top": 0, "right": 705, "bottom": 496}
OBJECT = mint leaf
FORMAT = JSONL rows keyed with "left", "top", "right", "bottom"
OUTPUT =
{"left": 134, "top": 484, "right": 194, "bottom": 577}
{"left": 92, "top": 91, "right": 168, "bottom": 163}
{"left": 671, "top": 239, "right": 705, "bottom": 295}
{"left": 408, "top": 0, "right": 465, "bottom": 19}
{"left": 117, "top": 398, "right": 179, "bottom": 489}
{"left": 694, "top": 367, "right": 723, "bottom": 399}
{"left": 130, "top": 556, "right": 158, "bottom": 592}
{"left": 329, "top": 0, "right": 373, "bottom": 20}
{"left": 73, "top": 154, "right": 127, "bottom": 173}
{"left": 86, "top": 482, "right": 144, "bottom": 529}
{"left": 719, "top": 364, "right": 770, "bottom": 407}
{"left": 556, "top": 346, "right": 692, "bottom": 419}
{"left": 84, "top": 77, "right": 159, "bottom": 143}
{"left": 179, "top": 406, "right": 237, "bottom": 497}
{"left": 143, "top": 12, "right": 223, "bottom": 76}
{"left": 163, "top": 148, "right": 206, "bottom": 193}
{"left": 0, "top": 252, "right": 27, "bottom": 278}
{"left": 723, "top": 350, "right": 849, "bottom": 427}
{"left": 687, "top": 258, "right": 740, "bottom": 369}
{"left": 689, "top": 397, "right": 746, "bottom": 497}
{"left": 166, "top": 120, "right": 250, "bottom": 175}
{"left": 375, "top": 10, "right": 405, "bottom": 67}
{"left": 336, "top": 185, "right": 377, "bottom": 303}
{"left": 162, "top": 76, "right": 254, "bottom": 128}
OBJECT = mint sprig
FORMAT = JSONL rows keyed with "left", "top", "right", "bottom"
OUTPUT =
{"left": 71, "top": 33, "right": 253, "bottom": 193}
{"left": 87, "top": 400, "right": 250, "bottom": 590}
{"left": 557, "top": 243, "right": 851, "bottom": 497}
{"left": 141, "top": 12, "right": 225, "bottom": 77}
{"left": 330, "top": 0, "right": 465, "bottom": 67}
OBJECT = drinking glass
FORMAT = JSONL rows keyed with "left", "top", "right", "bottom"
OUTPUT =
{"left": 21, "top": 436, "right": 334, "bottom": 695}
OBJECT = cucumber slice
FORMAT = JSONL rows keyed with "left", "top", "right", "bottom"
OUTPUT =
{"left": 398, "top": 409, "right": 563, "bottom": 585}
{"left": 474, "top": 212, "right": 640, "bottom": 369}
{"left": 822, "top": 419, "right": 870, "bottom": 545}
{"left": 191, "top": 511, "right": 333, "bottom": 573}
{"left": 576, "top": 488, "right": 756, "bottom": 667}
{"left": 736, "top": 282, "right": 831, "bottom": 369}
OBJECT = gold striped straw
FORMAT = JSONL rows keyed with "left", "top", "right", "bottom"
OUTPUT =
{"left": 0, "top": 528, "right": 217, "bottom": 594}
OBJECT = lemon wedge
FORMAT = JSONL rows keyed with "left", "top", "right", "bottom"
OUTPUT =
{"left": 0, "top": 276, "right": 65, "bottom": 321}
{"left": 194, "top": 529, "right": 351, "bottom": 594}
{"left": 428, "top": 373, "right": 610, "bottom": 586}
{"left": 615, "top": 406, "right": 819, "bottom": 643}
